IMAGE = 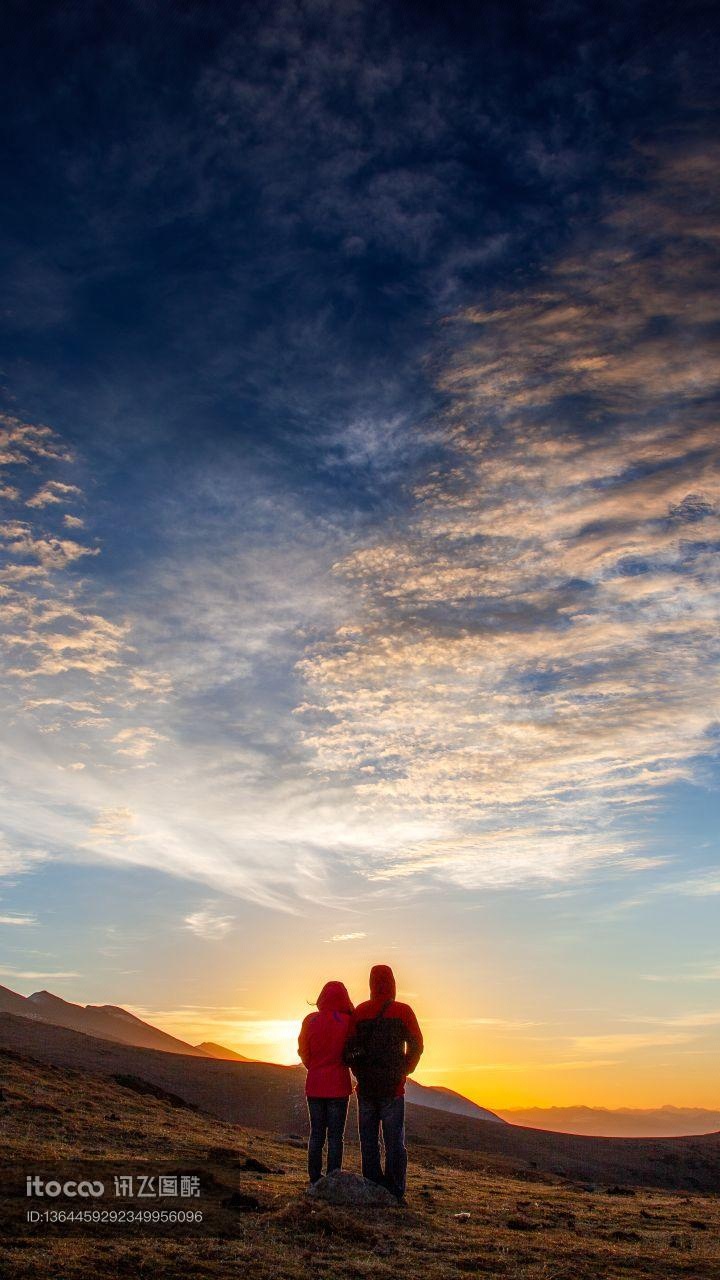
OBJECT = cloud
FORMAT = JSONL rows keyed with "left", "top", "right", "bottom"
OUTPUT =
{"left": 26, "top": 480, "right": 82, "bottom": 509}
{"left": 2, "top": 139, "right": 718, "bottom": 913}
{"left": 85, "top": 808, "right": 137, "bottom": 844}
{"left": 571, "top": 1032, "right": 697, "bottom": 1054}
{"left": 426, "top": 1016, "right": 538, "bottom": 1030}
{"left": 327, "top": 931, "right": 367, "bottom": 942}
{"left": 111, "top": 726, "right": 169, "bottom": 759}
{"left": 623, "top": 1010, "right": 720, "bottom": 1029}
{"left": 0, "top": 415, "right": 70, "bottom": 466}
{"left": 296, "top": 141, "right": 720, "bottom": 888}
{"left": 420, "top": 1058, "right": 619, "bottom": 1073}
{"left": 184, "top": 908, "right": 235, "bottom": 941}
{"left": 641, "top": 965, "right": 720, "bottom": 984}
{"left": 0, "top": 836, "right": 48, "bottom": 878}
{"left": 1, "top": 416, "right": 172, "bottom": 795}
{"left": 665, "top": 873, "right": 720, "bottom": 897}
{"left": 0, "top": 521, "right": 99, "bottom": 570}
{"left": 0, "top": 967, "right": 79, "bottom": 980}
{"left": 0, "top": 913, "right": 37, "bottom": 926}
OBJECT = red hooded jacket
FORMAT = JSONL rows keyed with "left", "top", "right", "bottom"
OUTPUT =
{"left": 349, "top": 965, "right": 424, "bottom": 1098}
{"left": 298, "top": 981, "right": 354, "bottom": 1098}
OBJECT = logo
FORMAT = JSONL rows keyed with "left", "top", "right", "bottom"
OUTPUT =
{"left": 26, "top": 1176, "right": 104, "bottom": 1198}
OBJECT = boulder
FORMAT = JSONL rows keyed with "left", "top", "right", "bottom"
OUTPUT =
{"left": 307, "top": 1170, "right": 398, "bottom": 1207}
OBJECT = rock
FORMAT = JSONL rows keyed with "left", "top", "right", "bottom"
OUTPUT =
{"left": 453, "top": 1211, "right": 471, "bottom": 1220}
{"left": 306, "top": 1170, "right": 398, "bottom": 1207}
{"left": 207, "top": 1145, "right": 239, "bottom": 1164}
{"left": 222, "top": 1191, "right": 264, "bottom": 1212}
{"left": 111, "top": 1074, "right": 197, "bottom": 1110}
{"left": 241, "top": 1157, "right": 273, "bottom": 1174}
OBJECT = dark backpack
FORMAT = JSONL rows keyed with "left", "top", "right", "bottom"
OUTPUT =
{"left": 345, "top": 1001, "right": 407, "bottom": 1099}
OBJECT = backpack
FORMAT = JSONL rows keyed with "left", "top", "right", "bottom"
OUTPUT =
{"left": 345, "top": 1001, "right": 407, "bottom": 1099}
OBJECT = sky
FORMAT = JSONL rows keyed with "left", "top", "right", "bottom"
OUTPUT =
{"left": 0, "top": 0, "right": 719, "bottom": 1110}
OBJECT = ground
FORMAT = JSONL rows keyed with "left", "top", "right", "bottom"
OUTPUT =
{"left": 1, "top": 1050, "right": 719, "bottom": 1280}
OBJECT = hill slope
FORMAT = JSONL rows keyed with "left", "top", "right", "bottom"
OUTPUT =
{"left": 1, "top": 1011, "right": 718, "bottom": 1192}
{"left": 195, "top": 1041, "right": 252, "bottom": 1061}
{"left": 23, "top": 989, "right": 209, "bottom": 1056}
{"left": 408, "top": 1082, "right": 504, "bottom": 1123}
{"left": 2, "top": 1045, "right": 720, "bottom": 1280}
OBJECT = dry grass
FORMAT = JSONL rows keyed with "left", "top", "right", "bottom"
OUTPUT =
{"left": 1, "top": 1049, "right": 719, "bottom": 1280}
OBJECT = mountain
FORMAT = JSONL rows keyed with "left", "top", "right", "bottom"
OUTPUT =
{"left": 9, "top": 987, "right": 210, "bottom": 1057}
{"left": 500, "top": 1105, "right": 720, "bottom": 1138}
{"left": 195, "top": 1040, "right": 252, "bottom": 1061}
{"left": 406, "top": 1081, "right": 504, "bottom": 1123}
{"left": 2, "top": 1010, "right": 719, "bottom": 1192}
{"left": 0, "top": 984, "right": 36, "bottom": 1018}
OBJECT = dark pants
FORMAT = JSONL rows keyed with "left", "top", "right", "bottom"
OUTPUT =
{"left": 306, "top": 1096, "right": 349, "bottom": 1184}
{"left": 358, "top": 1095, "right": 407, "bottom": 1198}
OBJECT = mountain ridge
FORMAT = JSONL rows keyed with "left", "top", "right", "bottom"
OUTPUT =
{"left": 1, "top": 983, "right": 209, "bottom": 1058}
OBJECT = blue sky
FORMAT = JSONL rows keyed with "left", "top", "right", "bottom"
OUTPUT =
{"left": 0, "top": 1, "right": 719, "bottom": 1105}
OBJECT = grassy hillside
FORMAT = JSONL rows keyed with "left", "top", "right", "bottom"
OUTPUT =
{"left": 2, "top": 1047, "right": 720, "bottom": 1280}
{"left": 2, "top": 1012, "right": 720, "bottom": 1193}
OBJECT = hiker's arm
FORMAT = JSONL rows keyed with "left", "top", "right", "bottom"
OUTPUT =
{"left": 341, "top": 1017, "right": 358, "bottom": 1066}
{"left": 298, "top": 1015, "right": 313, "bottom": 1068}
{"left": 403, "top": 1007, "right": 424, "bottom": 1074}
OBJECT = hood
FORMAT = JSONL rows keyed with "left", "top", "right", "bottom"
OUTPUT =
{"left": 369, "top": 964, "right": 396, "bottom": 1000}
{"left": 316, "top": 981, "right": 354, "bottom": 1015}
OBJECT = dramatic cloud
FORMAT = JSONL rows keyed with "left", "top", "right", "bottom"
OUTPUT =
{"left": 296, "top": 142, "right": 720, "bottom": 886}
{"left": 2, "top": 143, "right": 717, "bottom": 911}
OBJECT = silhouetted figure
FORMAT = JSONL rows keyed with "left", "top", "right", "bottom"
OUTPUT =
{"left": 298, "top": 980, "right": 354, "bottom": 1184}
{"left": 345, "top": 965, "right": 423, "bottom": 1201}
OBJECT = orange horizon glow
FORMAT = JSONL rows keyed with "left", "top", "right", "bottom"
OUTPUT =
{"left": 130, "top": 984, "right": 720, "bottom": 1113}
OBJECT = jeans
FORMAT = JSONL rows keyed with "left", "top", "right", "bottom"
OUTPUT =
{"left": 357, "top": 1095, "right": 407, "bottom": 1198}
{"left": 306, "top": 1096, "right": 349, "bottom": 1184}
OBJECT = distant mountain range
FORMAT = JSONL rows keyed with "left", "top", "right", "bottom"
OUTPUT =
{"left": 499, "top": 1105, "right": 720, "bottom": 1138}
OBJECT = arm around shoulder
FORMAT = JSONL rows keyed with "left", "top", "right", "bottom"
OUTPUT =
{"left": 402, "top": 1004, "right": 424, "bottom": 1075}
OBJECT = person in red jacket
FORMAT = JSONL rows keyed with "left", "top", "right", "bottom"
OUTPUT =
{"left": 298, "top": 980, "right": 354, "bottom": 1184}
{"left": 345, "top": 964, "right": 423, "bottom": 1201}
